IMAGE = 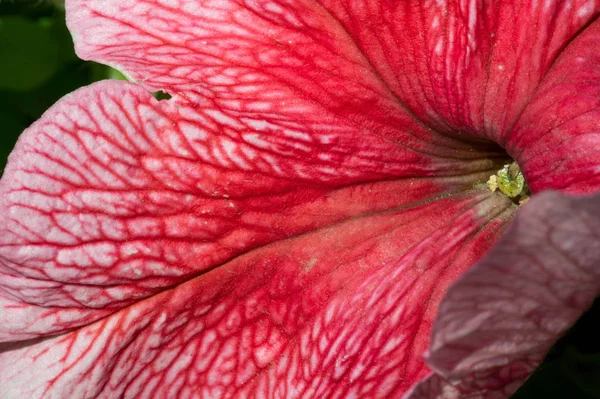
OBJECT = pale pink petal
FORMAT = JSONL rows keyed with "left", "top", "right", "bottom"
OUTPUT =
{"left": 407, "top": 191, "right": 600, "bottom": 398}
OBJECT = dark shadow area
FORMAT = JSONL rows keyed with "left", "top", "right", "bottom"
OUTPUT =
{"left": 513, "top": 296, "right": 600, "bottom": 398}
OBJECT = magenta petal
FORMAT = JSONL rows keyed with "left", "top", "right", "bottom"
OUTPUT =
{"left": 408, "top": 191, "right": 600, "bottom": 398}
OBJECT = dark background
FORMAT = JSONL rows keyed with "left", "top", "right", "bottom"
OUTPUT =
{"left": 0, "top": 1, "right": 599, "bottom": 397}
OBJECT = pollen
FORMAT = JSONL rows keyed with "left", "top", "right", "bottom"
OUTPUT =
{"left": 488, "top": 161, "right": 530, "bottom": 203}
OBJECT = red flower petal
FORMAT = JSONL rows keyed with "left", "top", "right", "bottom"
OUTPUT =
{"left": 0, "top": 181, "right": 513, "bottom": 397}
{"left": 0, "top": 1, "right": 511, "bottom": 393}
{"left": 1, "top": 0, "right": 598, "bottom": 398}
{"left": 313, "top": 1, "right": 599, "bottom": 140}
{"left": 0, "top": 79, "right": 497, "bottom": 342}
{"left": 67, "top": 0, "right": 468, "bottom": 152}
{"left": 509, "top": 18, "right": 600, "bottom": 193}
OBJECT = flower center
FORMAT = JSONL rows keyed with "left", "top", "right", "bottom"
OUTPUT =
{"left": 487, "top": 161, "right": 530, "bottom": 204}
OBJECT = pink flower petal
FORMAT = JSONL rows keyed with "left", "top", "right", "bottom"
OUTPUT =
{"left": 66, "top": 0, "right": 471, "bottom": 153}
{"left": 0, "top": 181, "right": 513, "bottom": 397}
{"left": 0, "top": 79, "right": 498, "bottom": 342}
{"left": 407, "top": 191, "right": 600, "bottom": 398}
{"left": 0, "top": 0, "right": 598, "bottom": 398}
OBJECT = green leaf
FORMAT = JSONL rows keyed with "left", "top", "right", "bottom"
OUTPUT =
{"left": 0, "top": 16, "right": 60, "bottom": 91}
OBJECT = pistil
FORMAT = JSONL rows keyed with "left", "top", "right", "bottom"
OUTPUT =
{"left": 487, "top": 161, "right": 530, "bottom": 204}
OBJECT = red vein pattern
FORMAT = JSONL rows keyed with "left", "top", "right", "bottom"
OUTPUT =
{"left": 0, "top": 1, "right": 599, "bottom": 398}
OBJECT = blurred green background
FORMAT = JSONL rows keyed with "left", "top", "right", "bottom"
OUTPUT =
{"left": 0, "top": 1, "right": 599, "bottom": 397}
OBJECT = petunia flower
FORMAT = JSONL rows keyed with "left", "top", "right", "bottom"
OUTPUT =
{"left": 1, "top": 0, "right": 599, "bottom": 397}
